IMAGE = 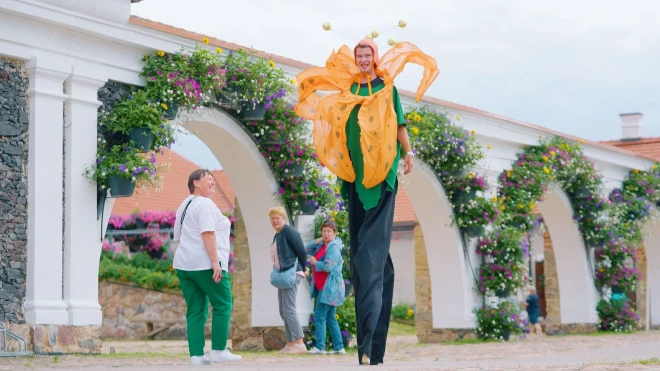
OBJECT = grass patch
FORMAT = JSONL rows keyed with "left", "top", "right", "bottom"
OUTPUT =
{"left": 635, "top": 357, "right": 660, "bottom": 365}
{"left": 388, "top": 321, "right": 416, "bottom": 336}
{"left": 443, "top": 338, "right": 492, "bottom": 345}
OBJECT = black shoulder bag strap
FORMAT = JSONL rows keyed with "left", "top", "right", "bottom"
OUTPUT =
{"left": 179, "top": 196, "right": 198, "bottom": 234}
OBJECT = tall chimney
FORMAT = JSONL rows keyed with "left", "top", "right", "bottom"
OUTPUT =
{"left": 620, "top": 113, "right": 643, "bottom": 141}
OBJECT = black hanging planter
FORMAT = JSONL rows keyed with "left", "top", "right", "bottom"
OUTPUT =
{"left": 611, "top": 285, "right": 625, "bottom": 294}
{"left": 574, "top": 187, "right": 591, "bottom": 199}
{"left": 445, "top": 168, "right": 467, "bottom": 178}
{"left": 262, "top": 131, "right": 286, "bottom": 145}
{"left": 451, "top": 189, "right": 477, "bottom": 206}
{"left": 216, "top": 86, "right": 240, "bottom": 107}
{"left": 464, "top": 225, "right": 486, "bottom": 238}
{"left": 345, "top": 282, "right": 353, "bottom": 298}
{"left": 128, "top": 127, "right": 155, "bottom": 152}
{"left": 164, "top": 102, "right": 179, "bottom": 120}
{"left": 300, "top": 203, "right": 317, "bottom": 215}
{"left": 502, "top": 328, "right": 511, "bottom": 341}
{"left": 495, "top": 288, "right": 511, "bottom": 298}
{"left": 107, "top": 175, "right": 136, "bottom": 198}
{"left": 96, "top": 190, "right": 107, "bottom": 220}
{"left": 135, "top": 219, "right": 147, "bottom": 229}
{"left": 282, "top": 163, "right": 304, "bottom": 177}
{"left": 242, "top": 103, "right": 267, "bottom": 121}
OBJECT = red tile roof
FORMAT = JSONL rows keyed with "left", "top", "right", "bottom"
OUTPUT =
{"left": 112, "top": 151, "right": 234, "bottom": 215}
{"left": 600, "top": 137, "right": 660, "bottom": 162}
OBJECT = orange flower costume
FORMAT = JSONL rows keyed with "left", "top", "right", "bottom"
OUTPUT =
{"left": 294, "top": 40, "right": 439, "bottom": 189}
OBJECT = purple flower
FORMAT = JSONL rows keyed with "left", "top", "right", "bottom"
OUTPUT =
{"left": 118, "top": 164, "right": 127, "bottom": 172}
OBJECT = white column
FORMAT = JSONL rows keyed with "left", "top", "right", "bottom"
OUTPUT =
{"left": 295, "top": 214, "right": 315, "bottom": 326}
{"left": 24, "top": 61, "right": 69, "bottom": 325}
{"left": 62, "top": 74, "right": 106, "bottom": 325}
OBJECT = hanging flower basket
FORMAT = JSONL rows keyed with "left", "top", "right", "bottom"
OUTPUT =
{"left": 215, "top": 86, "right": 239, "bottom": 107}
{"left": 464, "top": 225, "right": 486, "bottom": 238}
{"left": 107, "top": 175, "right": 136, "bottom": 198}
{"left": 282, "top": 163, "right": 304, "bottom": 177}
{"left": 445, "top": 167, "right": 467, "bottom": 178}
{"left": 300, "top": 202, "right": 317, "bottom": 215}
{"left": 242, "top": 103, "right": 267, "bottom": 121}
{"left": 611, "top": 285, "right": 625, "bottom": 294}
{"left": 502, "top": 328, "right": 511, "bottom": 341}
{"left": 164, "top": 102, "right": 179, "bottom": 120}
{"left": 573, "top": 187, "right": 591, "bottom": 198}
{"left": 128, "top": 127, "right": 155, "bottom": 152}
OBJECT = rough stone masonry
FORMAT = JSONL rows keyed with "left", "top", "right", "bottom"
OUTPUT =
{"left": 0, "top": 57, "right": 29, "bottom": 324}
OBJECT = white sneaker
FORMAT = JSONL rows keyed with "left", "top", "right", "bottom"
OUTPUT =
{"left": 210, "top": 349, "right": 242, "bottom": 363}
{"left": 307, "top": 347, "right": 326, "bottom": 355}
{"left": 190, "top": 355, "right": 212, "bottom": 365}
{"left": 327, "top": 348, "right": 346, "bottom": 355}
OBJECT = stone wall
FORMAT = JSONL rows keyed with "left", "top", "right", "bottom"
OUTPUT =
{"left": 414, "top": 222, "right": 476, "bottom": 342}
{"left": 0, "top": 57, "right": 29, "bottom": 324}
{"left": 98, "top": 281, "right": 207, "bottom": 339}
{"left": 0, "top": 323, "right": 101, "bottom": 354}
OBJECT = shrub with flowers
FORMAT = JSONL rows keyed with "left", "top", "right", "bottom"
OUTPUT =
{"left": 391, "top": 303, "right": 415, "bottom": 321}
{"left": 596, "top": 298, "right": 639, "bottom": 332}
{"left": 474, "top": 301, "right": 528, "bottom": 341}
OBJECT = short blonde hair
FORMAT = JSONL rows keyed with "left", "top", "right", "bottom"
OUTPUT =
{"left": 268, "top": 206, "right": 287, "bottom": 220}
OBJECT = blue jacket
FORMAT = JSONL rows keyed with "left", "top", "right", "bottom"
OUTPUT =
{"left": 305, "top": 238, "right": 345, "bottom": 307}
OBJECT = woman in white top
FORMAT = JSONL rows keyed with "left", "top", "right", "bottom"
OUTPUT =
{"left": 172, "top": 169, "right": 241, "bottom": 365}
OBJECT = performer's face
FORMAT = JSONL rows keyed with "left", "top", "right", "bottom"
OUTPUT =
{"left": 355, "top": 46, "right": 375, "bottom": 74}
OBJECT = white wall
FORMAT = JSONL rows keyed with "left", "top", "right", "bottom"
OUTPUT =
{"left": 390, "top": 228, "right": 415, "bottom": 305}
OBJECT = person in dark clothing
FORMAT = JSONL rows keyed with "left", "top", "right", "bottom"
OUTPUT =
{"left": 523, "top": 286, "right": 542, "bottom": 334}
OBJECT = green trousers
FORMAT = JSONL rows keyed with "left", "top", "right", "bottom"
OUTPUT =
{"left": 176, "top": 269, "right": 232, "bottom": 357}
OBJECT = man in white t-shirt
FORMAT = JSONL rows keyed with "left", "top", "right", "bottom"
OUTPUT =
{"left": 172, "top": 169, "right": 241, "bottom": 365}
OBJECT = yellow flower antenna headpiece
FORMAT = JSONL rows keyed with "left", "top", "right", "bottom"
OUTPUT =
{"left": 322, "top": 20, "right": 407, "bottom": 50}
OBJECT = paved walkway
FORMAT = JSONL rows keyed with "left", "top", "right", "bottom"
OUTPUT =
{"left": 2, "top": 332, "right": 660, "bottom": 370}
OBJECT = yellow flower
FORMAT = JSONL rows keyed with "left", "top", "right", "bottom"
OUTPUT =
{"left": 529, "top": 202, "right": 535, "bottom": 209}
{"left": 499, "top": 205, "right": 506, "bottom": 210}
{"left": 498, "top": 197, "right": 504, "bottom": 202}
{"left": 411, "top": 127, "right": 420, "bottom": 134}
{"left": 599, "top": 267, "right": 604, "bottom": 273}
{"left": 491, "top": 197, "right": 497, "bottom": 202}
{"left": 407, "top": 308, "right": 414, "bottom": 317}
{"left": 581, "top": 139, "right": 586, "bottom": 144}
{"left": 468, "top": 172, "right": 475, "bottom": 179}
{"left": 456, "top": 115, "right": 461, "bottom": 120}
{"left": 406, "top": 113, "right": 412, "bottom": 120}
{"left": 414, "top": 114, "right": 421, "bottom": 122}
{"left": 549, "top": 176, "right": 555, "bottom": 180}
{"left": 216, "top": 47, "right": 223, "bottom": 54}
{"left": 633, "top": 169, "right": 639, "bottom": 173}
{"left": 335, "top": 314, "right": 340, "bottom": 320}
{"left": 542, "top": 156, "right": 549, "bottom": 162}
{"left": 290, "top": 79, "right": 296, "bottom": 85}
{"left": 269, "top": 60, "right": 276, "bottom": 68}
{"left": 330, "top": 210, "right": 337, "bottom": 217}
{"left": 487, "top": 145, "right": 492, "bottom": 150}
{"left": 161, "top": 103, "right": 168, "bottom": 110}
{"left": 202, "top": 37, "right": 209, "bottom": 44}
{"left": 507, "top": 170, "right": 513, "bottom": 177}
{"left": 549, "top": 151, "right": 555, "bottom": 156}
{"left": 543, "top": 167, "right": 550, "bottom": 174}
{"left": 156, "top": 50, "right": 165, "bottom": 57}
{"left": 653, "top": 164, "right": 658, "bottom": 169}
{"left": 518, "top": 204, "right": 525, "bottom": 209}
{"left": 471, "top": 130, "right": 476, "bottom": 135}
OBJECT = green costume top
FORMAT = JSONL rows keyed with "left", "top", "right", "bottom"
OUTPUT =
{"left": 340, "top": 77, "right": 406, "bottom": 211}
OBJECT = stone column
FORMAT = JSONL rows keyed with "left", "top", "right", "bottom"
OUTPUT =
{"left": 636, "top": 245, "right": 647, "bottom": 330}
{"left": 24, "top": 60, "right": 69, "bottom": 325}
{"left": 62, "top": 74, "right": 106, "bottom": 325}
{"left": 543, "top": 230, "right": 561, "bottom": 333}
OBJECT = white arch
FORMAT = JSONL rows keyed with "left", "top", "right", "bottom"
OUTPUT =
{"left": 643, "top": 218, "right": 660, "bottom": 327}
{"left": 170, "top": 107, "right": 289, "bottom": 327}
{"left": 405, "top": 159, "right": 472, "bottom": 328}
{"left": 538, "top": 184, "right": 599, "bottom": 324}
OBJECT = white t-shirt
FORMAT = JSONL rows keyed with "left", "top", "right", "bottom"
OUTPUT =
{"left": 172, "top": 195, "right": 230, "bottom": 271}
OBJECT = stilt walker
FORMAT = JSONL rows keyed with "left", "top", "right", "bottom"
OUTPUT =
{"left": 295, "top": 22, "right": 439, "bottom": 365}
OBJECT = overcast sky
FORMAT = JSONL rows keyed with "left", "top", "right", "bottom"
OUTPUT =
{"left": 132, "top": 0, "right": 660, "bottom": 169}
